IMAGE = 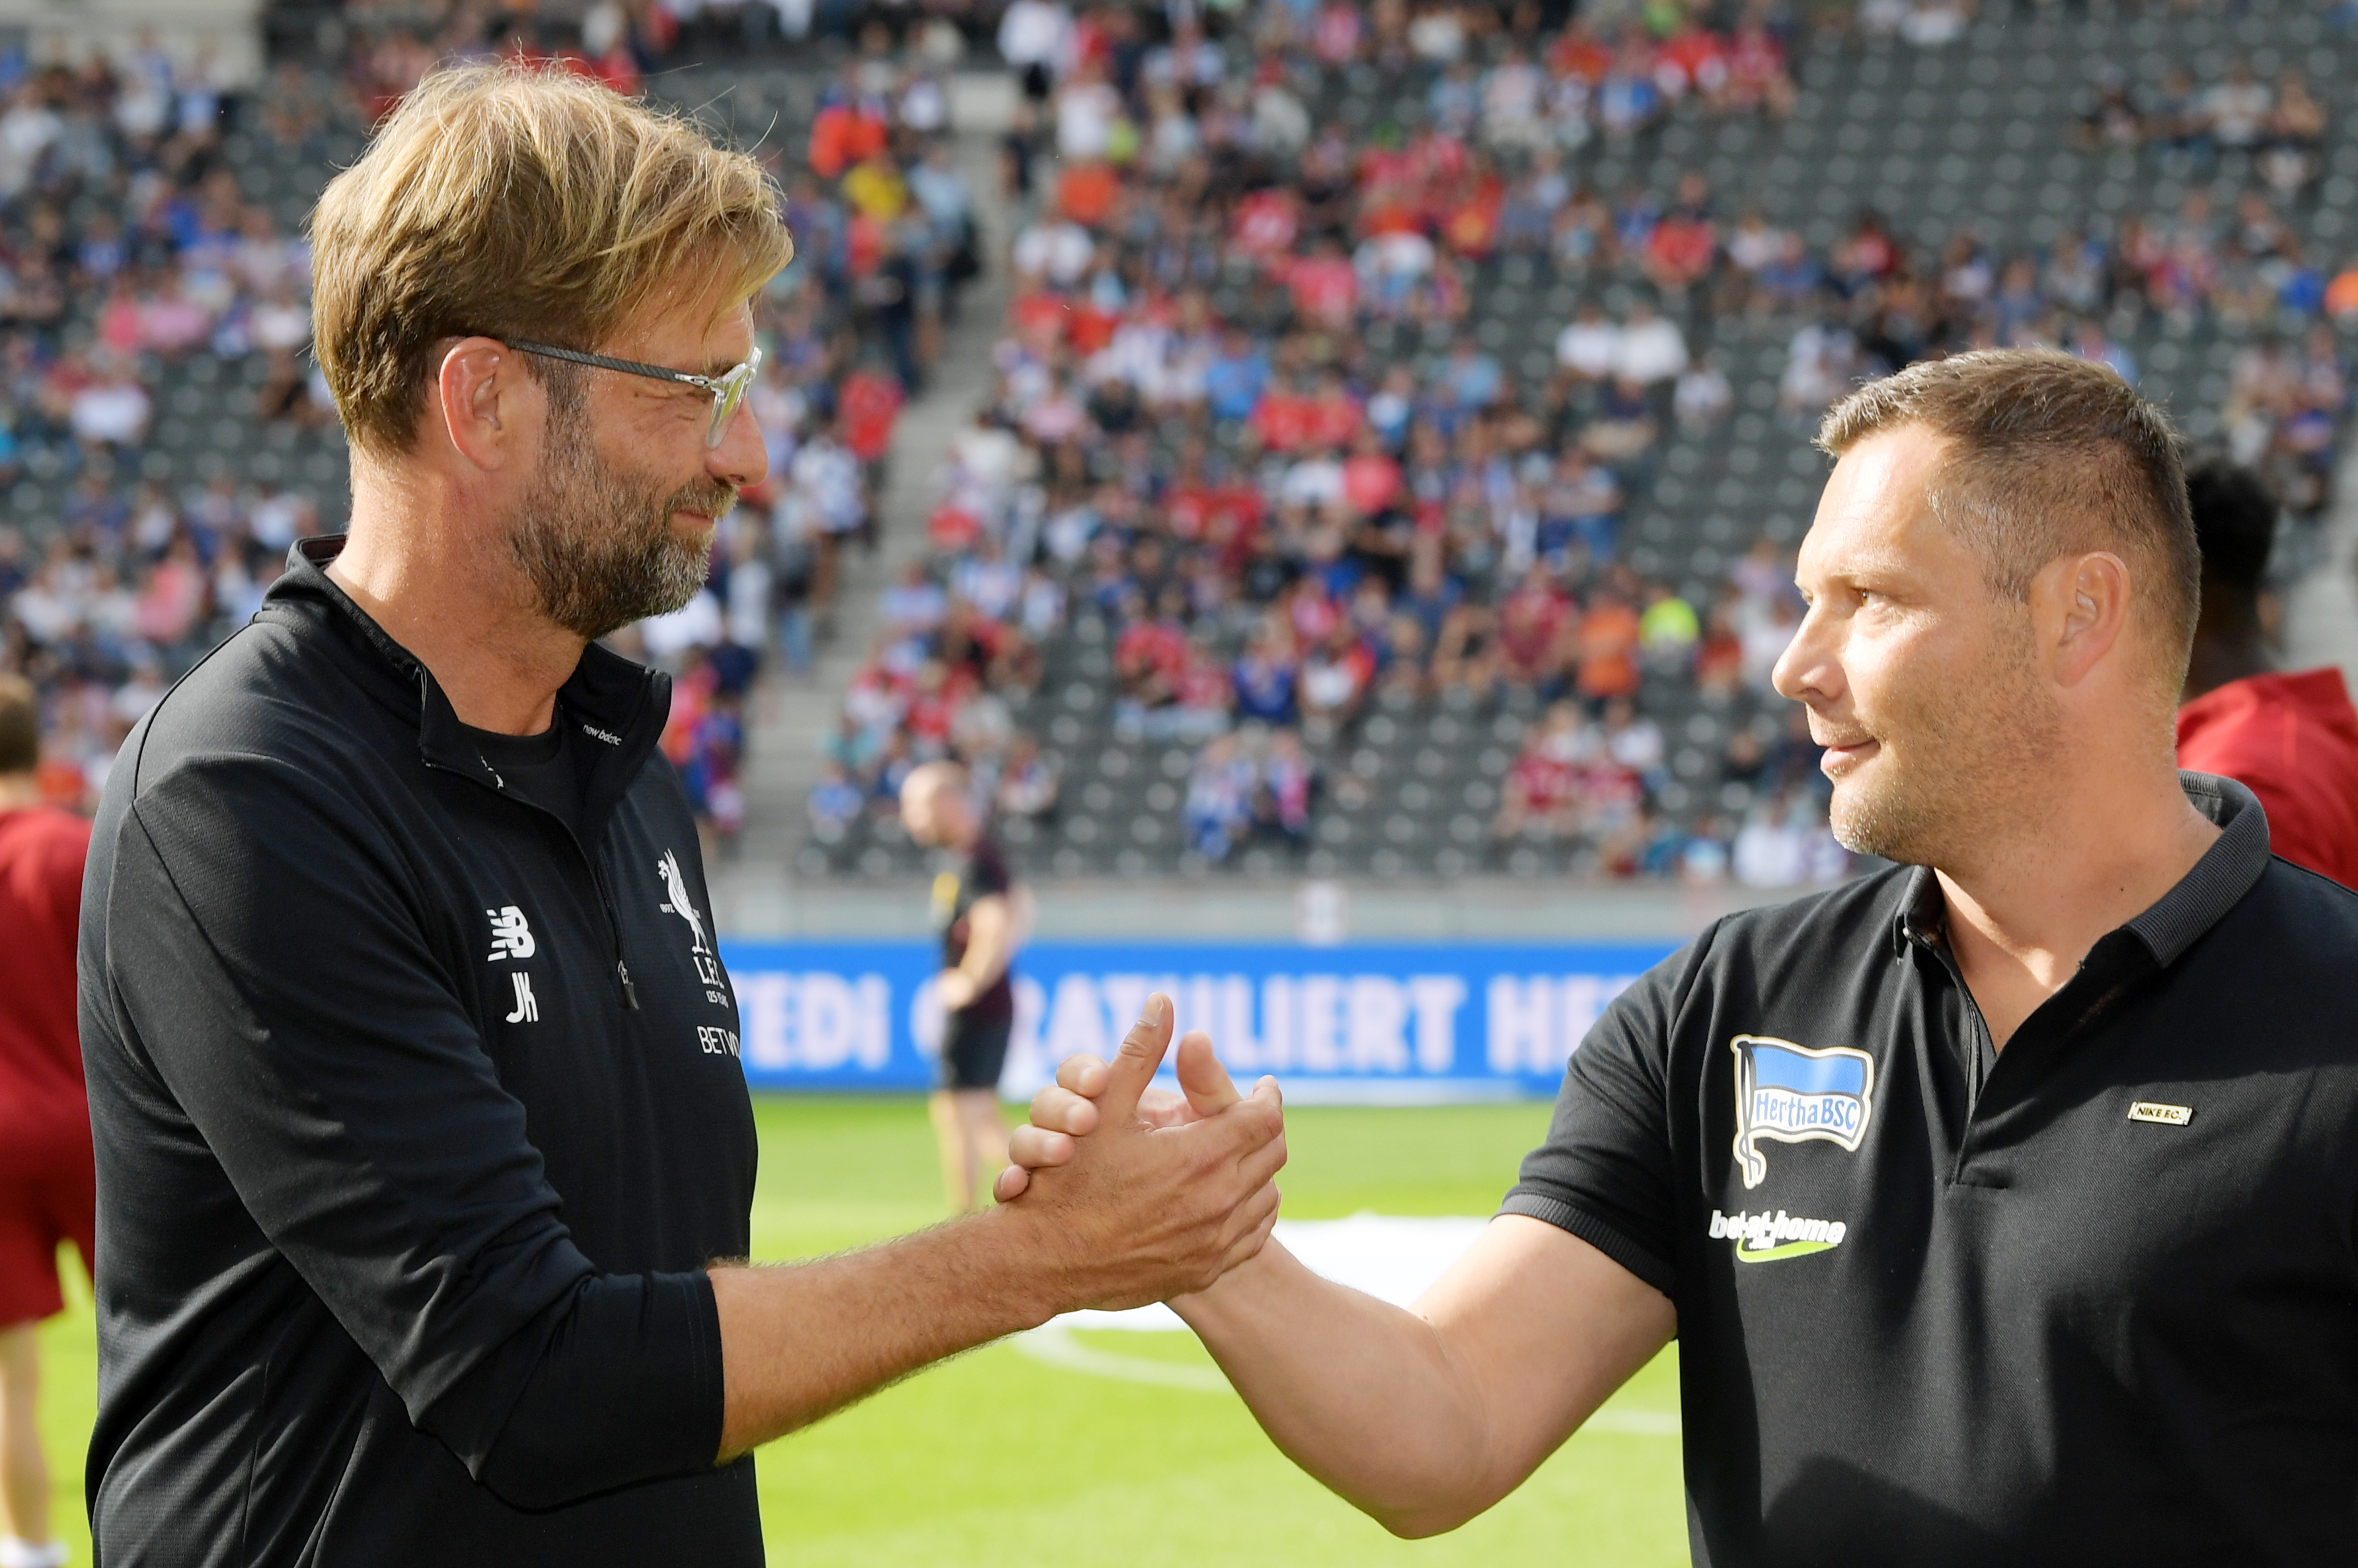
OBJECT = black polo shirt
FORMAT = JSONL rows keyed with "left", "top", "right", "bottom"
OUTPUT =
{"left": 1504, "top": 774, "right": 2358, "bottom": 1565}
{"left": 79, "top": 539, "right": 760, "bottom": 1566}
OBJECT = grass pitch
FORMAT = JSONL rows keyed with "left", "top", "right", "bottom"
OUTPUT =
{"left": 38, "top": 1097, "right": 1685, "bottom": 1564}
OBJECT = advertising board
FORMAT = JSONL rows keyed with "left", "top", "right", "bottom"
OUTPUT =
{"left": 722, "top": 939, "right": 1682, "bottom": 1101}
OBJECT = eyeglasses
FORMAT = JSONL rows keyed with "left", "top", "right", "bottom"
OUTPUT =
{"left": 503, "top": 338, "right": 763, "bottom": 449}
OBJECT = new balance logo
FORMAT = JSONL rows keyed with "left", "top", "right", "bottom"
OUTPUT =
{"left": 486, "top": 906, "right": 535, "bottom": 961}
{"left": 506, "top": 971, "right": 539, "bottom": 1024}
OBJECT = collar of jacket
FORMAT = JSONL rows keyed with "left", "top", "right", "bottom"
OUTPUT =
{"left": 270, "top": 535, "right": 671, "bottom": 839}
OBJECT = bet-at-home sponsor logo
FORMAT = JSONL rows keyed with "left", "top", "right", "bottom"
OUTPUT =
{"left": 1710, "top": 1208, "right": 1848, "bottom": 1263}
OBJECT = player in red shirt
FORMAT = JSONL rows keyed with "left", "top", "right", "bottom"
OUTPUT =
{"left": 0, "top": 673, "right": 93, "bottom": 1568}
{"left": 2175, "top": 459, "right": 2358, "bottom": 887}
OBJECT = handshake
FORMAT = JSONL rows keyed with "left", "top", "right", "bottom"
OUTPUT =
{"left": 989, "top": 991, "right": 1290, "bottom": 1312}
{"left": 729, "top": 987, "right": 1671, "bottom": 1540}
{"left": 973, "top": 988, "right": 1671, "bottom": 1544}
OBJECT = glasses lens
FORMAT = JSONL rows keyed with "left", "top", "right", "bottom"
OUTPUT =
{"left": 706, "top": 348, "right": 762, "bottom": 447}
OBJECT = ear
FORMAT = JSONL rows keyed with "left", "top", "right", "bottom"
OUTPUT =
{"left": 2039, "top": 550, "right": 2132, "bottom": 690}
{"left": 434, "top": 337, "right": 534, "bottom": 474}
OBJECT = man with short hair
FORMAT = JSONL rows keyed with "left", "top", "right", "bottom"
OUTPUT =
{"left": 79, "top": 65, "right": 1282, "bottom": 1567}
{"left": 0, "top": 674, "right": 92, "bottom": 1568}
{"left": 899, "top": 761, "right": 1026, "bottom": 1212}
{"left": 2174, "top": 456, "right": 2358, "bottom": 887}
{"left": 1005, "top": 350, "right": 2358, "bottom": 1561}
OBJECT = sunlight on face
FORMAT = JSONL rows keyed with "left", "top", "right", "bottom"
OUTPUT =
{"left": 1772, "top": 426, "right": 2064, "bottom": 868}
{"left": 505, "top": 278, "right": 761, "bottom": 641}
{"left": 900, "top": 776, "right": 969, "bottom": 848}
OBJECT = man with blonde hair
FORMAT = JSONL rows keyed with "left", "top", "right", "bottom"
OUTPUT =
{"left": 1006, "top": 350, "right": 2358, "bottom": 1561}
{"left": 78, "top": 65, "right": 1282, "bottom": 1566}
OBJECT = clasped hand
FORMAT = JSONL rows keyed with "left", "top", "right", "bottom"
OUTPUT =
{"left": 995, "top": 993, "right": 1285, "bottom": 1310}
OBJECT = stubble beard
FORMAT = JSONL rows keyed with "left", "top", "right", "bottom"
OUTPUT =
{"left": 1827, "top": 611, "right": 2064, "bottom": 868}
{"left": 505, "top": 402, "right": 736, "bottom": 642}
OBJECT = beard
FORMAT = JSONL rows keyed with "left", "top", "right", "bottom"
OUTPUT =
{"left": 505, "top": 403, "right": 736, "bottom": 642}
{"left": 1825, "top": 608, "right": 2064, "bottom": 867}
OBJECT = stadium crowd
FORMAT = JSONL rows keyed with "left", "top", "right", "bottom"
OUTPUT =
{"left": 0, "top": 9, "right": 995, "bottom": 848}
{"left": 7, "top": 0, "right": 2354, "bottom": 883}
{"left": 802, "top": 0, "right": 2351, "bottom": 881}
{"left": 0, "top": 36, "right": 329, "bottom": 810}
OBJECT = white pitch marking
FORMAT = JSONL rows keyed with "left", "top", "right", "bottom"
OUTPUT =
{"left": 1010, "top": 1214, "right": 1681, "bottom": 1436}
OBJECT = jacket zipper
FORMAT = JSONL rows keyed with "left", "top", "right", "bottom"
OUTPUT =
{"left": 423, "top": 756, "right": 640, "bottom": 1011}
{"left": 590, "top": 858, "right": 642, "bottom": 1011}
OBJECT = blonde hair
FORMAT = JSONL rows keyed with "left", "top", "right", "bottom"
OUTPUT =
{"left": 311, "top": 62, "right": 794, "bottom": 457}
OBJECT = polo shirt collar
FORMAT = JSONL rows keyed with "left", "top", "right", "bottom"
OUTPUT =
{"left": 2127, "top": 771, "right": 2271, "bottom": 965}
{"left": 1889, "top": 770, "right": 2271, "bottom": 967}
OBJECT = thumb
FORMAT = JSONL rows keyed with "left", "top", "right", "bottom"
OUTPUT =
{"left": 1101, "top": 993, "right": 1175, "bottom": 1123}
{"left": 1174, "top": 1029, "right": 1242, "bottom": 1119}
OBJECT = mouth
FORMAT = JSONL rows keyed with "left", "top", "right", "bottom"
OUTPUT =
{"left": 669, "top": 498, "right": 732, "bottom": 533}
{"left": 1817, "top": 736, "right": 1880, "bottom": 778}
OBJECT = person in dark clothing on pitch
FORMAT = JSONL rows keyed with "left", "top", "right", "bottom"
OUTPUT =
{"left": 901, "top": 761, "right": 1028, "bottom": 1212}
{"left": 2174, "top": 457, "right": 2358, "bottom": 887}
{"left": 77, "top": 63, "right": 1283, "bottom": 1568}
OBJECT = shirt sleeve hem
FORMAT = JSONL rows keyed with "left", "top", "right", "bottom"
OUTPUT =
{"left": 1496, "top": 1192, "right": 1675, "bottom": 1297}
{"left": 684, "top": 1267, "right": 726, "bottom": 1469}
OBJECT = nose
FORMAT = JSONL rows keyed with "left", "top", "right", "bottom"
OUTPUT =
{"left": 708, "top": 397, "right": 768, "bottom": 494}
{"left": 1772, "top": 601, "right": 1842, "bottom": 708}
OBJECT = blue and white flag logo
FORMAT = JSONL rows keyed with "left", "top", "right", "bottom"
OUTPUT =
{"left": 1731, "top": 1035, "right": 1875, "bottom": 1189}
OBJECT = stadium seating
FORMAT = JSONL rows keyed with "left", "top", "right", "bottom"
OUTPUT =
{"left": 0, "top": 26, "right": 877, "bottom": 814}
{"left": 797, "top": 0, "right": 2358, "bottom": 887}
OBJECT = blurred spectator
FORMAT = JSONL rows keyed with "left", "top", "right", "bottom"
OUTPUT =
{"left": 1185, "top": 731, "right": 1256, "bottom": 861}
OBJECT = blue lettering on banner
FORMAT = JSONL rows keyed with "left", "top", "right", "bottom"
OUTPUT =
{"left": 716, "top": 940, "right": 1673, "bottom": 1100}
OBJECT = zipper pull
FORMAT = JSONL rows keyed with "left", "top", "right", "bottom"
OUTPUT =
{"left": 617, "top": 959, "right": 640, "bottom": 1010}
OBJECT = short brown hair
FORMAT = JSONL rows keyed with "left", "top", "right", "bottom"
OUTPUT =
{"left": 312, "top": 63, "right": 794, "bottom": 457}
{"left": 1818, "top": 349, "right": 2199, "bottom": 679}
{"left": 0, "top": 672, "right": 38, "bottom": 776}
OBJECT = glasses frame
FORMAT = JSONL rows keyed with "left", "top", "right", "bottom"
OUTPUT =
{"left": 502, "top": 337, "right": 763, "bottom": 449}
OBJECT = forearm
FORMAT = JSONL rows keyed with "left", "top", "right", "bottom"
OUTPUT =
{"left": 711, "top": 1205, "right": 1055, "bottom": 1459}
{"left": 956, "top": 933, "right": 1009, "bottom": 990}
{"left": 1172, "top": 1243, "right": 1496, "bottom": 1536}
{"left": 957, "top": 899, "right": 1014, "bottom": 989}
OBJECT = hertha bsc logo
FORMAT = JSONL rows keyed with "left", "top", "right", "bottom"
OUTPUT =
{"left": 1730, "top": 1035, "right": 1875, "bottom": 1190}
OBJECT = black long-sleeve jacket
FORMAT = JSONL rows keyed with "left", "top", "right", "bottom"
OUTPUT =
{"left": 77, "top": 537, "right": 762, "bottom": 1566}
